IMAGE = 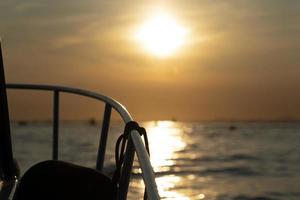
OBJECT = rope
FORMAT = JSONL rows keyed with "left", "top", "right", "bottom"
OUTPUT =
{"left": 112, "top": 121, "right": 150, "bottom": 200}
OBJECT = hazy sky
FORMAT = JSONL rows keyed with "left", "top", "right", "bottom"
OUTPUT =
{"left": 1, "top": 0, "right": 300, "bottom": 121}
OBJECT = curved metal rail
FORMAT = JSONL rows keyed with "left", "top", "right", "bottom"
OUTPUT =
{"left": 6, "top": 83, "right": 160, "bottom": 200}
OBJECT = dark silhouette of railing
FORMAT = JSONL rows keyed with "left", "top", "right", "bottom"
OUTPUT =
{"left": 5, "top": 83, "right": 160, "bottom": 200}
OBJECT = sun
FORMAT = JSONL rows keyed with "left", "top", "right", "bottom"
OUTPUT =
{"left": 135, "top": 13, "right": 187, "bottom": 57}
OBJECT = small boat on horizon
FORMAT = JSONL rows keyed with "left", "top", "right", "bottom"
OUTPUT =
{"left": 229, "top": 125, "right": 237, "bottom": 131}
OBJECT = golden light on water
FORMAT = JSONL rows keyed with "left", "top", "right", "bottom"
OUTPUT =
{"left": 144, "top": 121, "right": 189, "bottom": 199}
{"left": 145, "top": 121, "right": 186, "bottom": 171}
{"left": 156, "top": 176, "right": 190, "bottom": 200}
{"left": 135, "top": 12, "right": 188, "bottom": 57}
{"left": 198, "top": 194, "right": 206, "bottom": 199}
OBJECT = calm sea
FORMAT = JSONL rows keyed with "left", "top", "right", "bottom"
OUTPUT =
{"left": 11, "top": 121, "right": 300, "bottom": 200}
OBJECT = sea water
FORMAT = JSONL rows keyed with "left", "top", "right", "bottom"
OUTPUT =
{"left": 10, "top": 121, "right": 300, "bottom": 200}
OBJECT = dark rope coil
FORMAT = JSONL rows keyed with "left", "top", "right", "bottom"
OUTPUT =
{"left": 112, "top": 121, "right": 150, "bottom": 200}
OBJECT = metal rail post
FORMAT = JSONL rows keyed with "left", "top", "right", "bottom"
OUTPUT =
{"left": 52, "top": 90, "right": 59, "bottom": 160}
{"left": 0, "top": 41, "right": 15, "bottom": 181}
{"left": 117, "top": 136, "right": 135, "bottom": 200}
{"left": 96, "top": 103, "right": 112, "bottom": 171}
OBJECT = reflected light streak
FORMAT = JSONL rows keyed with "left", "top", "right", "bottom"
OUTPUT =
{"left": 155, "top": 175, "right": 190, "bottom": 200}
{"left": 145, "top": 121, "right": 186, "bottom": 171}
{"left": 144, "top": 121, "right": 188, "bottom": 199}
{"left": 198, "top": 194, "right": 205, "bottom": 199}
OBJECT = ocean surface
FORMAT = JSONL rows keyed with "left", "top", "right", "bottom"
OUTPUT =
{"left": 10, "top": 121, "right": 300, "bottom": 200}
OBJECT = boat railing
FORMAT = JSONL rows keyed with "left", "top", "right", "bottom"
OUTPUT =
{"left": 6, "top": 83, "right": 160, "bottom": 200}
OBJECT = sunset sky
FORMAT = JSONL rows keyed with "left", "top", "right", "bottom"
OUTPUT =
{"left": 1, "top": 0, "right": 299, "bottom": 121}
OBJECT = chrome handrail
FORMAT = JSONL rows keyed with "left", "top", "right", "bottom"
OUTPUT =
{"left": 7, "top": 83, "right": 132, "bottom": 122}
{"left": 6, "top": 83, "right": 160, "bottom": 200}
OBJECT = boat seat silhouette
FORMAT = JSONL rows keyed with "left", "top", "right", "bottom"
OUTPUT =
{"left": 13, "top": 160, "right": 115, "bottom": 200}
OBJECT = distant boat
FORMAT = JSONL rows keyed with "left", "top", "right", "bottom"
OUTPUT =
{"left": 229, "top": 125, "right": 237, "bottom": 131}
{"left": 17, "top": 121, "right": 28, "bottom": 126}
{"left": 88, "top": 118, "right": 97, "bottom": 126}
{"left": 0, "top": 42, "right": 160, "bottom": 199}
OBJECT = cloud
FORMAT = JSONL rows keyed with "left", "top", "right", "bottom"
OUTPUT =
{"left": 1, "top": 0, "right": 300, "bottom": 120}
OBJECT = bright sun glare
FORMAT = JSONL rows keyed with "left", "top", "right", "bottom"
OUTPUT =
{"left": 136, "top": 13, "right": 187, "bottom": 57}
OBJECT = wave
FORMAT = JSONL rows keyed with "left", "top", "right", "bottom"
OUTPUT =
{"left": 203, "top": 166, "right": 260, "bottom": 176}
{"left": 230, "top": 196, "right": 278, "bottom": 200}
{"left": 171, "top": 153, "right": 259, "bottom": 163}
{"left": 131, "top": 166, "right": 260, "bottom": 177}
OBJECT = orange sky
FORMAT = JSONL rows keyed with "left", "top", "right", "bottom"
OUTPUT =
{"left": 1, "top": 1, "right": 300, "bottom": 121}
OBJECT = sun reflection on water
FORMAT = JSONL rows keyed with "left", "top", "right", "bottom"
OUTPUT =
{"left": 144, "top": 121, "right": 190, "bottom": 199}
{"left": 144, "top": 121, "right": 186, "bottom": 171}
{"left": 156, "top": 175, "right": 190, "bottom": 199}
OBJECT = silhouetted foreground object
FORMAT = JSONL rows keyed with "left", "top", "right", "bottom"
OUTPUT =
{"left": 13, "top": 161, "right": 115, "bottom": 200}
{"left": 0, "top": 41, "right": 16, "bottom": 181}
{"left": 12, "top": 122, "right": 150, "bottom": 200}
{"left": 0, "top": 41, "right": 19, "bottom": 199}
